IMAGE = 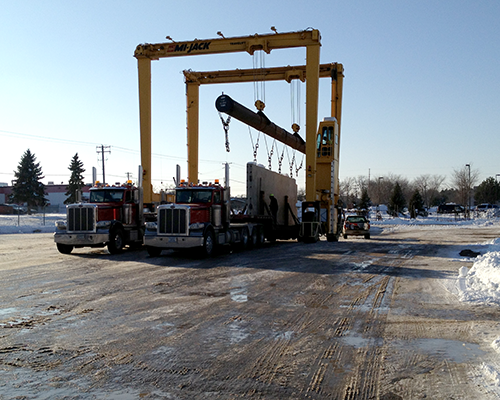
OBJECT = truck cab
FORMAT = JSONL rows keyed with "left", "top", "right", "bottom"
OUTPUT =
{"left": 54, "top": 181, "right": 144, "bottom": 254}
{"left": 145, "top": 179, "right": 260, "bottom": 257}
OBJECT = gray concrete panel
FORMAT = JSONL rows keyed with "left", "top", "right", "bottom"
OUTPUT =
{"left": 246, "top": 162, "right": 298, "bottom": 225}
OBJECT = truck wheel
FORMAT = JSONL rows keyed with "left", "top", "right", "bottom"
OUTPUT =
{"left": 147, "top": 246, "right": 162, "bottom": 257}
{"left": 202, "top": 229, "right": 215, "bottom": 257}
{"left": 108, "top": 228, "right": 124, "bottom": 254}
{"left": 56, "top": 243, "right": 73, "bottom": 254}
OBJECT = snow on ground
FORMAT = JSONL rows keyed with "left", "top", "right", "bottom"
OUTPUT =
{"left": 369, "top": 208, "right": 500, "bottom": 307}
{"left": 0, "top": 213, "right": 65, "bottom": 234}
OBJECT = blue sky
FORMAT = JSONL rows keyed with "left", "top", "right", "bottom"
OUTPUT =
{"left": 1, "top": 1, "right": 499, "bottom": 195}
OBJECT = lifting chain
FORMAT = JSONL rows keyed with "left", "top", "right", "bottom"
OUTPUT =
{"left": 253, "top": 140, "right": 259, "bottom": 162}
{"left": 277, "top": 146, "right": 285, "bottom": 174}
{"left": 219, "top": 112, "right": 231, "bottom": 152}
{"left": 248, "top": 127, "right": 260, "bottom": 162}
{"left": 295, "top": 156, "right": 304, "bottom": 177}
{"left": 268, "top": 140, "right": 274, "bottom": 170}
{"left": 289, "top": 152, "right": 296, "bottom": 178}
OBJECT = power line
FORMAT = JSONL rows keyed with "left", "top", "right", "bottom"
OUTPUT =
{"left": 0, "top": 129, "right": 99, "bottom": 147}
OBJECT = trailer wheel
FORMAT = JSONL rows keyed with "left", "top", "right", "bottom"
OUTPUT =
{"left": 202, "top": 229, "right": 215, "bottom": 257}
{"left": 56, "top": 243, "right": 73, "bottom": 254}
{"left": 240, "top": 227, "right": 249, "bottom": 250}
{"left": 250, "top": 227, "right": 258, "bottom": 247}
{"left": 257, "top": 227, "right": 265, "bottom": 245}
{"left": 108, "top": 228, "right": 124, "bottom": 254}
{"left": 147, "top": 246, "right": 162, "bottom": 257}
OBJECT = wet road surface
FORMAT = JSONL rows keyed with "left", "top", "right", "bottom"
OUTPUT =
{"left": 1, "top": 226, "right": 500, "bottom": 399}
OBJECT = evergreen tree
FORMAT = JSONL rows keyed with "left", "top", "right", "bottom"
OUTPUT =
{"left": 409, "top": 189, "right": 425, "bottom": 219}
{"left": 474, "top": 177, "right": 500, "bottom": 205}
{"left": 388, "top": 182, "right": 406, "bottom": 217}
{"left": 65, "top": 153, "right": 86, "bottom": 204}
{"left": 10, "top": 149, "right": 47, "bottom": 213}
{"left": 358, "top": 188, "right": 371, "bottom": 211}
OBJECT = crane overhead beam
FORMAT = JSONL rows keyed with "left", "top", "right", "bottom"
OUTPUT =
{"left": 184, "top": 63, "right": 339, "bottom": 84}
{"left": 135, "top": 29, "right": 320, "bottom": 60}
{"left": 215, "top": 94, "right": 306, "bottom": 154}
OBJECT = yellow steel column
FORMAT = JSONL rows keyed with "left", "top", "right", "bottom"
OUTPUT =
{"left": 137, "top": 58, "right": 153, "bottom": 203}
{"left": 331, "top": 63, "right": 344, "bottom": 127}
{"left": 186, "top": 81, "right": 200, "bottom": 185}
{"left": 305, "top": 43, "right": 320, "bottom": 202}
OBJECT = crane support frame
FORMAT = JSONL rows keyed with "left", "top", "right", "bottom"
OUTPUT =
{"left": 135, "top": 29, "right": 322, "bottom": 203}
{"left": 184, "top": 63, "right": 341, "bottom": 186}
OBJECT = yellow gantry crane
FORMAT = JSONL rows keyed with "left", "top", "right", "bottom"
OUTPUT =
{"left": 134, "top": 29, "right": 344, "bottom": 241}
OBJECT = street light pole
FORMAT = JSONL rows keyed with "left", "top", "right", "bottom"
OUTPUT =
{"left": 465, "top": 164, "right": 471, "bottom": 218}
{"left": 378, "top": 177, "right": 384, "bottom": 206}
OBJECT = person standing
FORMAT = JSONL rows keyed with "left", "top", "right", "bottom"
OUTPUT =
{"left": 269, "top": 194, "right": 278, "bottom": 222}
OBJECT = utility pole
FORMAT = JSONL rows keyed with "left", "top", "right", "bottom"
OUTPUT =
{"left": 125, "top": 172, "right": 133, "bottom": 181}
{"left": 96, "top": 145, "right": 111, "bottom": 184}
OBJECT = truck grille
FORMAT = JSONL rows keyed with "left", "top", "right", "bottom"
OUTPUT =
{"left": 67, "top": 205, "right": 96, "bottom": 232}
{"left": 158, "top": 207, "right": 188, "bottom": 235}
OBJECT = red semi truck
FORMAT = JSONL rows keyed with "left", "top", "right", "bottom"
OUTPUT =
{"left": 144, "top": 163, "right": 300, "bottom": 257}
{"left": 54, "top": 181, "right": 144, "bottom": 254}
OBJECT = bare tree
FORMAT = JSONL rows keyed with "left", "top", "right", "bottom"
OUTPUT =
{"left": 451, "top": 165, "right": 479, "bottom": 211}
{"left": 355, "top": 175, "right": 369, "bottom": 197}
{"left": 413, "top": 174, "right": 446, "bottom": 208}
{"left": 340, "top": 177, "right": 358, "bottom": 208}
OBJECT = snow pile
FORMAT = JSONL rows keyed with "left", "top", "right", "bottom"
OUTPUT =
{"left": 482, "top": 363, "right": 500, "bottom": 386}
{"left": 0, "top": 214, "right": 64, "bottom": 234}
{"left": 491, "top": 338, "right": 500, "bottom": 354}
{"left": 456, "top": 239, "right": 500, "bottom": 305}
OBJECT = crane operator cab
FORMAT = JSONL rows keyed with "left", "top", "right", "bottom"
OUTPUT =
{"left": 301, "top": 117, "right": 342, "bottom": 243}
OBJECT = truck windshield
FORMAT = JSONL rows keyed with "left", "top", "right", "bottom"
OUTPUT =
{"left": 176, "top": 189, "right": 212, "bottom": 204}
{"left": 90, "top": 190, "right": 125, "bottom": 203}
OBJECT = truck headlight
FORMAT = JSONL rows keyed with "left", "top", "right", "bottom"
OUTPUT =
{"left": 146, "top": 221, "right": 157, "bottom": 231}
{"left": 96, "top": 221, "right": 112, "bottom": 229}
{"left": 55, "top": 220, "right": 67, "bottom": 230}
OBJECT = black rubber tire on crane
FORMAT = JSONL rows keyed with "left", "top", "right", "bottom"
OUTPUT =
{"left": 326, "top": 233, "right": 338, "bottom": 242}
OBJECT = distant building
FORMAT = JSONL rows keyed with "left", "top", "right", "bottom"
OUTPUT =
{"left": 0, "top": 184, "right": 92, "bottom": 213}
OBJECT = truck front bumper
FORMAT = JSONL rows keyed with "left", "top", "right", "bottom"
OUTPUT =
{"left": 54, "top": 231, "right": 109, "bottom": 246}
{"left": 144, "top": 235, "right": 203, "bottom": 249}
